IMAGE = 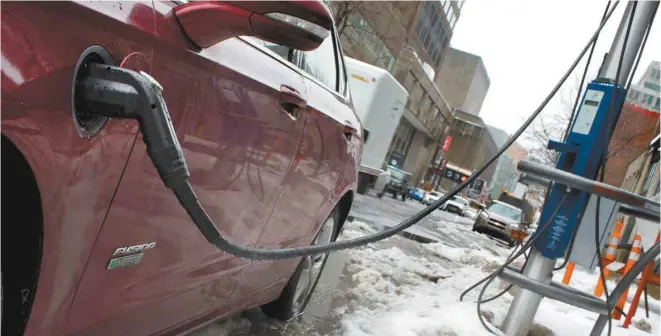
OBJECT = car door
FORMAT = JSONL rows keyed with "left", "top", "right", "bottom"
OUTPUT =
{"left": 66, "top": 2, "right": 307, "bottom": 335}
{"left": 240, "top": 23, "right": 362, "bottom": 297}
{"left": 2, "top": 2, "right": 158, "bottom": 336}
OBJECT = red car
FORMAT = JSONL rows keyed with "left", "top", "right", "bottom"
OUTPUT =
{"left": 1, "top": 1, "right": 362, "bottom": 335}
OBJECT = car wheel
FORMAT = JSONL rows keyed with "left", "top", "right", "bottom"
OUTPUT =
{"left": 472, "top": 221, "right": 479, "bottom": 232}
{"left": 261, "top": 208, "right": 339, "bottom": 321}
{"left": 377, "top": 191, "right": 384, "bottom": 198}
{"left": 401, "top": 194, "right": 406, "bottom": 202}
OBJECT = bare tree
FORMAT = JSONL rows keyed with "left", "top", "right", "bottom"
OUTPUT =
{"left": 329, "top": 1, "right": 363, "bottom": 37}
{"left": 329, "top": 1, "right": 402, "bottom": 71}
{"left": 523, "top": 75, "right": 580, "bottom": 167}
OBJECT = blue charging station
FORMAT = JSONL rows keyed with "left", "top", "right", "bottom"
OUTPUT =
{"left": 533, "top": 81, "right": 627, "bottom": 259}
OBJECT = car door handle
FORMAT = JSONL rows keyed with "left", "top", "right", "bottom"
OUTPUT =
{"left": 279, "top": 85, "right": 306, "bottom": 117}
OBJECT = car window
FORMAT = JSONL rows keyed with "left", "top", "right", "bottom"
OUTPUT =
{"left": 241, "top": 37, "right": 293, "bottom": 62}
{"left": 298, "top": 33, "right": 337, "bottom": 91}
{"left": 487, "top": 203, "right": 522, "bottom": 221}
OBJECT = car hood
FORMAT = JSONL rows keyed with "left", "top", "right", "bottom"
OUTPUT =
{"left": 485, "top": 211, "right": 519, "bottom": 225}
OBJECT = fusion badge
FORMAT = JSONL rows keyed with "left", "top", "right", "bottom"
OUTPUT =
{"left": 107, "top": 253, "right": 145, "bottom": 270}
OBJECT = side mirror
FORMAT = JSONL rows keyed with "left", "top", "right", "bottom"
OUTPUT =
{"left": 174, "top": 1, "right": 333, "bottom": 50}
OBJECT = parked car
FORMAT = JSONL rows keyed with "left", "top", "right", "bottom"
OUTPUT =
{"left": 408, "top": 187, "right": 426, "bottom": 202}
{"left": 472, "top": 201, "right": 524, "bottom": 247}
{"left": 378, "top": 166, "right": 412, "bottom": 201}
{"left": 423, "top": 190, "right": 443, "bottom": 205}
{"left": 1, "top": 2, "right": 361, "bottom": 336}
{"left": 440, "top": 195, "right": 470, "bottom": 216}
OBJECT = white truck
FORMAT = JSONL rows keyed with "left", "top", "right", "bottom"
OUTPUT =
{"left": 345, "top": 57, "right": 409, "bottom": 195}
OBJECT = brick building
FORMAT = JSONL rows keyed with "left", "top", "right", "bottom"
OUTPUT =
{"left": 603, "top": 103, "right": 660, "bottom": 187}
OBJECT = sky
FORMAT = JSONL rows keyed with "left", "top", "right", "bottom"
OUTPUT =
{"left": 450, "top": 0, "right": 660, "bottom": 148}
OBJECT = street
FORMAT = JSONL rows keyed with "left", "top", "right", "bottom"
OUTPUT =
{"left": 189, "top": 191, "right": 661, "bottom": 336}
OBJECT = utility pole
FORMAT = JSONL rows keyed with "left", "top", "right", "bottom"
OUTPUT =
{"left": 501, "top": 2, "right": 658, "bottom": 336}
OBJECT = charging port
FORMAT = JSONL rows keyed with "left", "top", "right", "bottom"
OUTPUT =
{"left": 72, "top": 45, "right": 115, "bottom": 137}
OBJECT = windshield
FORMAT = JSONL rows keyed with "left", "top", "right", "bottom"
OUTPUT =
{"left": 387, "top": 167, "right": 409, "bottom": 181}
{"left": 451, "top": 196, "right": 468, "bottom": 206}
{"left": 487, "top": 203, "right": 522, "bottom": 221}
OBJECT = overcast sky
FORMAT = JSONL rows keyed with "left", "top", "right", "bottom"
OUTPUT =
{"left": 450, "top": 0, "right": 660, "bottom": 148}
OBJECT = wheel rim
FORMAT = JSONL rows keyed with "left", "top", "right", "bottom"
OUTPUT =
{"left": 292, "top": 216, "right": 335, "bottom": 313}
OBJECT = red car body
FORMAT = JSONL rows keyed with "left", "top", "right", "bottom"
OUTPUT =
{"left": 1, "top": 1, "right": 361, "bottom": 335}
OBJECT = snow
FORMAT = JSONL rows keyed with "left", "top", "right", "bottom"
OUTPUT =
{"left": 194, "top": 219, "right": 659, "bottom": 336}
{"left": 333, "top": 220, "right": 660, "bottom": 336}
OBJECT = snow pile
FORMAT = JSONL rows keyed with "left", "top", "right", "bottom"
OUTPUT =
{"left": 335, "top": 221, "right": 659, "bottom": 336}
{"left": 336, "top": 222, "right": 511, "bottom": 336}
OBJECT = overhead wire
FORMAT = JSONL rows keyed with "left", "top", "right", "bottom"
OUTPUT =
{"left": 459, "top": 0, "right": 621, "bottom": 310}
{"left": 595, "top": 3, "right": 638, "bottom": 336}
{"left": 168, "top": 0, "right": 623, "bottom": 261}
{"left": 554, "top": 0, "right": 613, "bottom": 272}
{"left": 459, "top": 2, "right": 650, "bottom": 334}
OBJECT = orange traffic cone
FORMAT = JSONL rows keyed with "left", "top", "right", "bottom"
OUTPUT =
{"left": 612, "top": 233, "right": 643, "bottom": 320}
{"left": 594, "top": 221, "right": 624, "bottom": 297}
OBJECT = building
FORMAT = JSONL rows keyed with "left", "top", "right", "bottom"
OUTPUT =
{"left": 626, "top": 61, "right": 660, "bottom": 112}
{"left": 433, "top": 110, "right": 497, "bottom": 194}
{"left": 333, "top": 1, "right": 462, "bottom": 74}
{"left": 486, "top": 126, "right": 522, "bottom": 198}
{"left": 330, "top": 1, "right": 469, "bottom": 184}
{"left": 617, "top": 135, "right": 659, "bottom": 248}
{"left": 434, "top": 48, "right": 491, "bottom": 116}
{"left": 603, "top": 103, "right": 660, "bottom": 187}
{"left": 386, "top": 48, "right": 454, "bottom": 184}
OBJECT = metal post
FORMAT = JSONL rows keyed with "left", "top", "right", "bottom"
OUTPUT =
{"left": 501, "top": 3, "right": 656, "bottom": 335}
{"left": 501, "top": 250, "right": 555, "bottom": 336}
{"left": 598, "top": 1, "right": 659, "bottom": 85}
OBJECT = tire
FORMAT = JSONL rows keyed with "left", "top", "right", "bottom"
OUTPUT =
{"left": 401, "top": 193, "right": 406, "bottom": 202}
{"left": 377, "top": 191, "right": 384, "bottom": 198}
{"left": 472, "top": 221, "right": 479, "bottom": 232}
{"left": 2, "top": 138, "right": 43, "bottom": 336}
{"left": 261, "top": 208, "right": 339, "bottom": 321}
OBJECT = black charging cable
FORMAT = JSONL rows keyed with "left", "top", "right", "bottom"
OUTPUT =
{"left": 78, "top": 2, "right": 620, "bottom": 260}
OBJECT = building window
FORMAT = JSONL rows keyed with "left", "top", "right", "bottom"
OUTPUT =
{"left": 655, "top": 97, "right": 660, "bottom": 111}
{"left": 389, "top": 118, "right": 416, "bottom": 161}
{"left": 652, "top": 68, "right": 661, "bottom": 80}
{"left": 646, "top": 94, "right": 655, "bottom": 105}
{"left": 628, "top": 89, "right": 640, "bottom": 101}
{"left": 643, "top": 82, "right": 661, "bottom": 91}
{"left": 416, "top": 1, "right": 451, "bottom": 66}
